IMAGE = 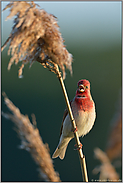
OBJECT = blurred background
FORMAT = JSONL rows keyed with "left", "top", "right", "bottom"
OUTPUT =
{"left": 1, "top": 1, "right": 121, "bottom": 182}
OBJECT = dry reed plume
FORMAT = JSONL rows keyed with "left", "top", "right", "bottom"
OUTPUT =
{"left": 106, "top": 93, "right": 122, "bottom": 161}
{"left": 93, "top": 148, "right": 119, "bottom": 182}
{"left": 2, "top": 93, "right": 61, "bottom": 182}
{"left": 2, "top": 2, "right": 89, "bottom": 181}
{"left": 93, "top": 93, "right": 121, "bottom": 181}
{"left": 2, "top": 1, "right": 72, "bottom": 79}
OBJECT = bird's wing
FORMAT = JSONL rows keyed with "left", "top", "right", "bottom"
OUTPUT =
{"left": 60, "top": 108, "right": 68, "bottom": 137}
{"left": 60, "top": 100, "right": 73, "bottom": 137}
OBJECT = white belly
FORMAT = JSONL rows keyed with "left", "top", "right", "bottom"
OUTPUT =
{"left": 62, "top": 100, "right": 96, "bottom": 138}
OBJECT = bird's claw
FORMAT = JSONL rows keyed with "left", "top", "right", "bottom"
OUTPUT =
{"left": 74, "top": 143, "right": 83, "bottom": 150}
{"left": 72, "top": 126, "right": 78, "bottom": 133}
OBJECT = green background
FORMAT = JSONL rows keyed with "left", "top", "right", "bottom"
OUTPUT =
{"left": 2, "top": 1, "right": 121, "bottom": 182}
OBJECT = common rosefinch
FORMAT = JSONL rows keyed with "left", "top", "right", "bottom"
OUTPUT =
{"left": 52, "top": 79, "right": 96, "bottom": 159}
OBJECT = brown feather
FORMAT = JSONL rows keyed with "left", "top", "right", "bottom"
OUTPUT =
{"left": 59, "top": 101, "right": 72, "bottom": 137}
{"left": 60, "top": 108, "right": 68, "bottom": 137}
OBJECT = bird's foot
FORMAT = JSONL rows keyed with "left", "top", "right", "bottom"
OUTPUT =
{"left": 72, "top": 126, "right": 78, "bottom": 133}
{"left": 74, "top": 143, "right": 83, "bottom": 150}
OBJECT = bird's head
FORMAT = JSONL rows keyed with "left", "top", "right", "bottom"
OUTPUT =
{"left": 76, "top": 79, "right": 90, "bottom": 98}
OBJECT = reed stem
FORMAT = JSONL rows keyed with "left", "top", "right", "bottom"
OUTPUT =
{"left": 56, "top": 65, "right": 88, "bottom": 182}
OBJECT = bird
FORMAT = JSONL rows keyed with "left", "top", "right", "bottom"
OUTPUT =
{"left": 52, "top": 79, "right": 96, "bottom": 160}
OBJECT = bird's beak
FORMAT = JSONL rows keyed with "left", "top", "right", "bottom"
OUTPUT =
{"left": 78, "top": 84, "right": 85, "bottom": 92}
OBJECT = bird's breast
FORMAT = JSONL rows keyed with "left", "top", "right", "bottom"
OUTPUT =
{"left": 71, "top": 99, "right": 96, "bottom": 137}
{"left": 75, "top": 96, "right": 94, "bottom": 112}
{"left": 61, "top": 97, "right": 96, "bottom": 138}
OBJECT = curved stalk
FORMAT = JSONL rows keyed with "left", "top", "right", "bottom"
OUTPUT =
{"left": 55, "top": 65, "right": 88, "bottom": 182}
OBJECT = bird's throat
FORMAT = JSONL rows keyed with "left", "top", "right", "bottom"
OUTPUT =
{"left": 75, "top": 96, "right": 93, "bottom": 111}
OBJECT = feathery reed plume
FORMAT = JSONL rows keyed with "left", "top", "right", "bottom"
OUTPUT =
{"left": 2, "top": 1, "right": 72, "bottom": 79}
{"left": 93, "top": 148, "right": 119, "bottom": 182}
{"left": 106, "top": 93, "right": 122, "bottom": 161}
{"left": 2, "top": 2, "right": 88, "bottom": 181}
{"left": 93, "top": 93, "right": 121, "bottom": 181}
{"left": 2, "top": 93, "right": 61, "bottom": 182}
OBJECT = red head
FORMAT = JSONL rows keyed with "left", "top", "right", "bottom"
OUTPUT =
{"left": 75, "top": 79, "right": 93, "bottom": 111}
{"left": 76, "top": 79, "right": 91, "bottom": 98}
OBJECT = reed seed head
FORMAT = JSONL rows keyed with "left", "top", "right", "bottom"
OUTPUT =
{"left": 2, "top": 1, "right": 73, "bottom": 79}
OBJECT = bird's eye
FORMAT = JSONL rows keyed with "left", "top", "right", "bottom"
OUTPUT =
{"left": 86, "top": 86, "right": 88, "bottom": 89}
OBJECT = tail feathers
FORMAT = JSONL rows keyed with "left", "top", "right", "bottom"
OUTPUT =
{"left": 52, "top": 145, "right": 68, "bottom": 160}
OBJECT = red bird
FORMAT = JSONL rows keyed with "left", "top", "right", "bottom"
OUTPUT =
{"left": 52, "top": 79, "right": 96, "bottom": 159}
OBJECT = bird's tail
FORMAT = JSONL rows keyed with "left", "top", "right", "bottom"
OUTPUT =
{"left": 52, "top": 137, "right": 71, "bottom": 159}
{"left": 52, "top": 145, "right": 68, "bottom": 160}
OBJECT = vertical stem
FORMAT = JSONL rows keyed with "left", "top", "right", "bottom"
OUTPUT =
{"left": 56, "top": 68, "right": 88, "bottom": 182}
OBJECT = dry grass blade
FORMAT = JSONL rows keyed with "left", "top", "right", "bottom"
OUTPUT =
{"left": 2, "top": 1, "right": 73, "bottom": 79}
{"left": 2, "top": 93, "right": 61, "bottom": 182}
